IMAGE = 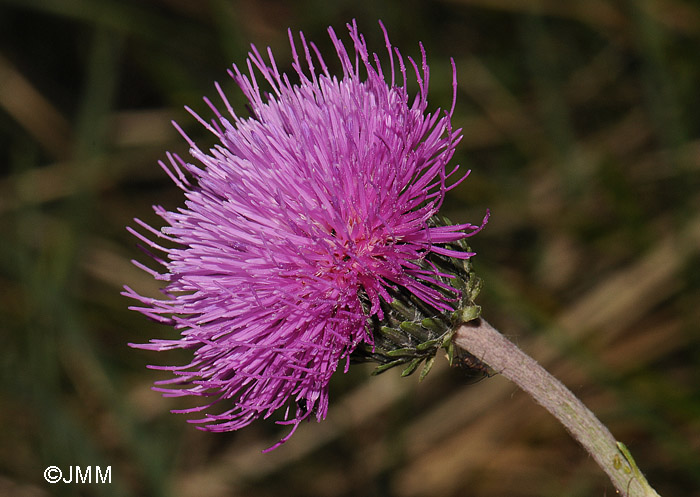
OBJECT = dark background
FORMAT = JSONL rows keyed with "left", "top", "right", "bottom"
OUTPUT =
{"left": 1, "top": 0, "right": 699, "bottom": 496}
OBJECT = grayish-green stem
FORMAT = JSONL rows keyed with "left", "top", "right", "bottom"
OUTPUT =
{"left": 453, "top": 318, "right": 662, "bottom": 497}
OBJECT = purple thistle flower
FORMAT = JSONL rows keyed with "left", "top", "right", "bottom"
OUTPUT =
{"left": 124, "top": 20, "right": 486, "bottom": 449}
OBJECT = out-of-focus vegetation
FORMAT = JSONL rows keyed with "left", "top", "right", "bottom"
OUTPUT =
{"left": 1, "top": 1, "right": 699, "bottom": 496}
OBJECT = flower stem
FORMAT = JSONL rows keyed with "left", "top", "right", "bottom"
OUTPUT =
{"left": 452, "top": 318, "right": 662, "bottom": 497}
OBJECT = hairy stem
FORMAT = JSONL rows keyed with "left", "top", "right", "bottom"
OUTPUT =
{"left": 452, "top": 318, "right": 661, "bottom": 497}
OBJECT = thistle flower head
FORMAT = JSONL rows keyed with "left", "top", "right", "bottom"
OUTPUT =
{"left": 125, "top": 20, "right": 485, "bottom": 448}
